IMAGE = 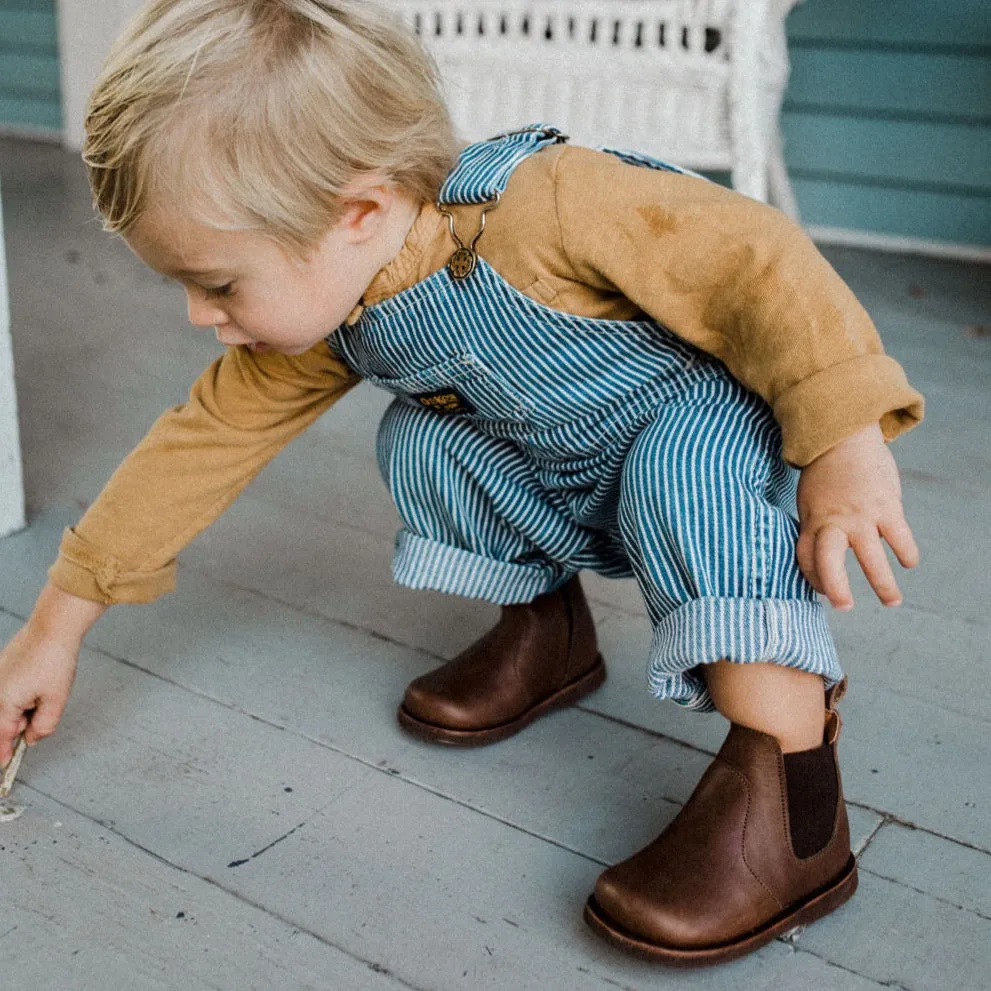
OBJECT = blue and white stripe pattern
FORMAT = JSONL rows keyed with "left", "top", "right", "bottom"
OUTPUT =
{"left": 437, "top": 125, "right": 568, "bottom": 204}
{"left": 334, "top": 128, "right": 841, "bottom": 711}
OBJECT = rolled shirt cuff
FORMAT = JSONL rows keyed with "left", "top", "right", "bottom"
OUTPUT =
{"left": 774, "top": 354, "right": 924, "bottom": 466}
{"left": 48, "top": 527, "right": 176, "bottom": 605}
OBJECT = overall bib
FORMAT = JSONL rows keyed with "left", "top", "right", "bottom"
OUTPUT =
{"left": 333, "top": 127, "right": 841, "bottom": 711}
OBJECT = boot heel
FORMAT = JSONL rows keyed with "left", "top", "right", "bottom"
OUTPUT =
{"left": 790, "top": 855, "right": 859, "bottom": 929}
{"left": 553, "top": 653, "right": 607, "bottom": 707}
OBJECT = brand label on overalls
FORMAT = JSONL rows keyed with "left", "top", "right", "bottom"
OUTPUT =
{"left": 411, "top": 388, "right": 476, "bottom": 414}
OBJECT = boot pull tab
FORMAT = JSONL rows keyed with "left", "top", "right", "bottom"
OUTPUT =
{"left": 824, "top": 676, "right": 848, "bottom": 744}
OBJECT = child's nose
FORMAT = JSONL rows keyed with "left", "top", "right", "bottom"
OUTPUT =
{"left": 186, "top": 291, "right": 228, "bottom": 329}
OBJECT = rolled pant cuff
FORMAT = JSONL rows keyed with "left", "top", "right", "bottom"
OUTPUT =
{"left": 392, "top": 530, "right": 567, "bottom": 604}
{"left": 647, "top": 596, "right": 842, "bottom": 713}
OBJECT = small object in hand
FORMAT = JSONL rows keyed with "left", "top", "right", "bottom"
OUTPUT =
{"left": 0, "top": 735, "right": 27, "bottom": 798}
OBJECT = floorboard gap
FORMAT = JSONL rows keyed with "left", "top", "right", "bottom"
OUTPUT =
{"left": 858, "top": 866, "right": 991, "bottom": 922}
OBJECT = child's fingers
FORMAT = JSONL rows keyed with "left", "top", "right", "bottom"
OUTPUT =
{"left": 852, "top": 530, "right": 903, "bottom": 606}
{"left": 796, "top": 531, "right": 822, "bottom": 593}
{"left": 0, "top": 702, "right": 26, "bottom": 766}
{"left": 24, "top": 696, "right": 65, "bottom": 745}
{"left": 813, "top": 525, "right": 854, "bottom": 610}
{"left": 881, "top": 515, "right": 920, "bottom": 569}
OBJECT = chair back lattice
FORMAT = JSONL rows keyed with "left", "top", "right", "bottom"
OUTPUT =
{"left": 389, "top": 0, "right": 798, "bottom": 206}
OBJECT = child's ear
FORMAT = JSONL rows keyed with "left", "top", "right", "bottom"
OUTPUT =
{"left": 337, "top": 176, "right": 396, "bottom": 244}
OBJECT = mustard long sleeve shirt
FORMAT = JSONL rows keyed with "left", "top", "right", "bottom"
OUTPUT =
{"left": 49, "top": 145, "right": 923, "bottom": 604}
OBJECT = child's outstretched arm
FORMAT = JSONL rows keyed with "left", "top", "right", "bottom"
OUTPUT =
{"left": 0, "top": 343, "right": 358, "bottom": 763}
{"left": 796, "top": 423, "right": 919, "bottom": 610}
{"left": 49, "top": 343, "right": 358, "bottom": 604}
{"left": 0, "top": 582, "right": 107, "bottom": 766}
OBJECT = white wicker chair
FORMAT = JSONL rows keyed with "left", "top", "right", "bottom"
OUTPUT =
{"left": 388, "top": 0, "right": 800, "bottom": 216}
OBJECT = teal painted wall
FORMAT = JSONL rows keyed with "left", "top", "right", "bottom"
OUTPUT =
{"left": 783, "top": 0, "right": 990, "bottom": 246}
{"left": 0, "top": 0, "right": 61, "bottom": 134}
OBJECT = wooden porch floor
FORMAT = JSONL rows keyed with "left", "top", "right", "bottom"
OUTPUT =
{"left": 1, "top": 137, "right": 988, "bottom": 991}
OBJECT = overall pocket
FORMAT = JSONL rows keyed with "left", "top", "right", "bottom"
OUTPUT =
{"left": 360, "top": 352, "right": 535, "bottom": 424}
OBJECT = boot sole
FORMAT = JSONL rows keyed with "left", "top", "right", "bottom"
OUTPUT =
{"left": 396, "top": 654, "right": 606, "bottom": 746}
{"left": 583, "top": 854, "right": 858, "bottom": 968}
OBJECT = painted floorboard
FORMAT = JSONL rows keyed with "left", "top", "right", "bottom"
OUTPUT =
{"left": 798, "top": 870, "right": 990, "bottom": 991}
{"left": 0, "top": 798, "right": 422, "bottom": 991}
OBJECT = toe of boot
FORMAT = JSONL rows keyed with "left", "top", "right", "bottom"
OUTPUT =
{"left": 591, "top": 865, "right": 701, "bottom": 949}
{"left": 401, "top": 677, "right": 480, "bottom": 730}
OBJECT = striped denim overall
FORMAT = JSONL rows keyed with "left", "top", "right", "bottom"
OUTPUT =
{"left": 333, "top": 127, "right": 841, "bottom": 711}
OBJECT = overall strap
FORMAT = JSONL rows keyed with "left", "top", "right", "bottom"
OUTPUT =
{"left": 599, "top": 146, "right": 702, "bottom": 178}
{"left": 437, "top": 125, "right": 568, "bottom": 205}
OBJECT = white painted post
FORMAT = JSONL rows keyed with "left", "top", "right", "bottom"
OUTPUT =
{"left": 0, "top": 177, "right": 26, "bottom": 538}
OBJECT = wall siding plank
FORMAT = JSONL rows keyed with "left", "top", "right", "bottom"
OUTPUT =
{"left": 0, "top": 0, "right": 55, "bottom": 12}
{"left": 792, "top": 177, "right": 991, "bottom": 247}
{"left": 0, "top": 1, "right": 60, "bottom": 134}
{"left": 0, "top": 52, "right": 59, "bottom": 99}
{"left": 0, "top": 95, "right": 60, "bottom": 131}
{"left": 782, "top": 113, "right": 990, "bottom": 194}
{"left": 787, "top": 0, "right": 991, "bottom": 49}
{"left": 787, "top": 48, "right": 990, "bottom": 122}
{"left": 0, "top": 11, "right": 58, "bottom": 53}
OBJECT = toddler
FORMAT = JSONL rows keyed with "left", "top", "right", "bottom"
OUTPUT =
{"left": 0, "top": 0, "right": 923, "bottom": 967}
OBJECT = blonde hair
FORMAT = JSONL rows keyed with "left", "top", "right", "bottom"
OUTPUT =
{"left": 84, "top": 0, "right": 457, "bottom": 252}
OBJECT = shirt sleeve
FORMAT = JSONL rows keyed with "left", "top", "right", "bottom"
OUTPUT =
{"left": 48, "top": 342, "right": 359, "bottom": 604}
{"left": 551, "top": 146, "right": 924, "bottom": 466}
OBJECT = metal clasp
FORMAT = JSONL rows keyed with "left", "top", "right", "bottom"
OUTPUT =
{"left": 436, "top": 191, "right": 502, "bottom": 281}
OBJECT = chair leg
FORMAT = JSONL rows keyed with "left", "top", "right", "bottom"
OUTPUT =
{"left": 768, "top": 130, "right": 800, "bottom": 220}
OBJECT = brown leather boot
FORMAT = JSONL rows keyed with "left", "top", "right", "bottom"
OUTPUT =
{"left": 584, "top": 680, "right": 857, "bottom": 967}
{"left": 397, "top": 575, "right": 605, "bottom": 745}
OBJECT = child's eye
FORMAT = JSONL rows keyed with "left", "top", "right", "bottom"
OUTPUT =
{"left": 205, "top": 283, "right": 234, "bottom": 299}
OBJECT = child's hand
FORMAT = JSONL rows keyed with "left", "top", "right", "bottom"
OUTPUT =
{"left": 796, "top": 423, "right": 919, "bottom": 611}
{"left": 0, "top": 582, "right": 106, "bottom": 767}
{"left": 0, "top": 625, "right": 79, "bottom": 767}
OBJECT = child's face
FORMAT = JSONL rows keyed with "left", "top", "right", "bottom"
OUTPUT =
{"left": 125, "top": 196, "right": 401, "bottom": 355}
